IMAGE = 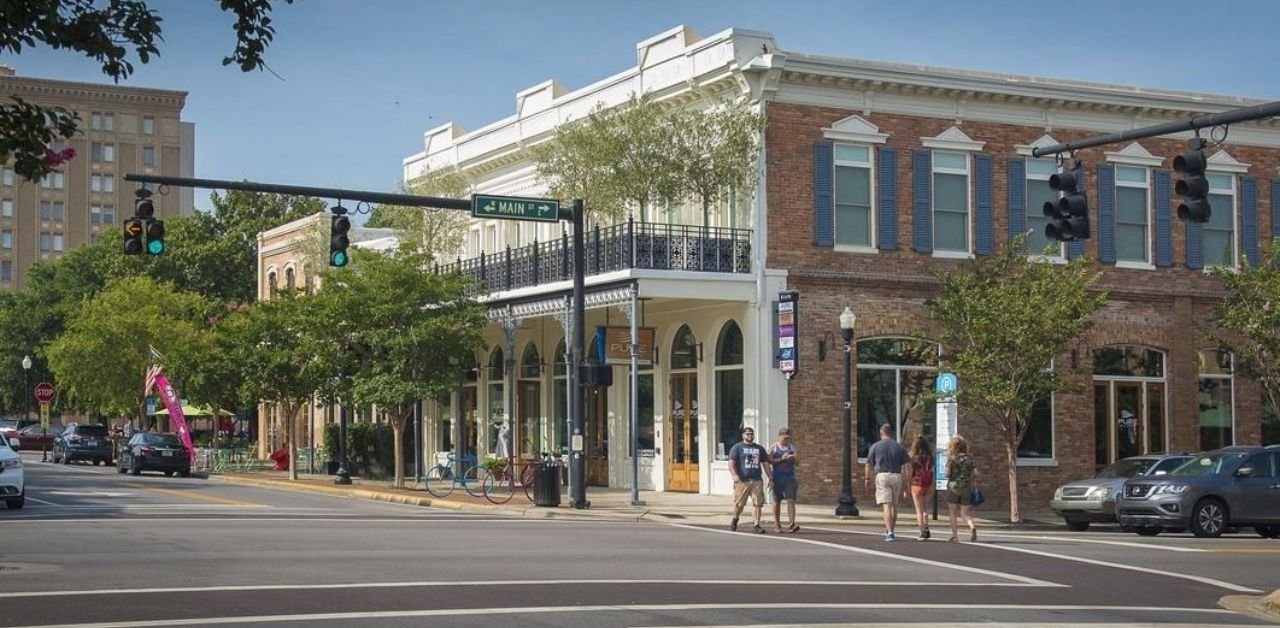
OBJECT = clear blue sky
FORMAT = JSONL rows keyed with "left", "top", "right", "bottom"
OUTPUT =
{"left": 4, "top": 0, "right": 1277, "bottom": 215}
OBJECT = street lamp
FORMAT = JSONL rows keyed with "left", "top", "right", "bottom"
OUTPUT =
{"left": 21, "top": 355, "right": 38, "bottom": 461}
{"left": 835, "top": 307, "right": 859, "bottom": 517}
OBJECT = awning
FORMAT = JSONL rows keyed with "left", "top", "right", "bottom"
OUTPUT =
{"left": 152, "top": 404, "right": 233, "bottom": 417}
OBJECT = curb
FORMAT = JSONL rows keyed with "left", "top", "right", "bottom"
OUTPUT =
{"left": 1219, "top": 590, "right": 1280, "bottom": 624}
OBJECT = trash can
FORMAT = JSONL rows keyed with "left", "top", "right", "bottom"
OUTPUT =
{"left": 533, "top": 462, "right": 561, "bottom": 507}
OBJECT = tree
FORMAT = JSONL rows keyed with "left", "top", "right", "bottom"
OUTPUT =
{"left": 670, "top": 100, "right": 765, "bottom": 228}
{"left": 535, "top": 93, "right": 682, "bottom": 223}
{"left": 366, "top": 167, "right": 472, "bottom": 259}
{"left": 44, "top": 276, "right": 210, "bottom": 419}
{"left": 320, "top": 249, "right": 486, "bottom": 488}
{"left": 205, "top": 190, "right": 328, "bottom": 303}
{"left": 1211, "top": 244, "right": 1280, "bottom": 432}
{"left": 926, "top": 236, "right": 1108, "bottom": 523}
{"left": 1, "top": 0, "right": 294, "bottom": 181}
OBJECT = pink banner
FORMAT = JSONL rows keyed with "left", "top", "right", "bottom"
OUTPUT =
{"left": 153, "top": 372, "right": 195, "bottom": 459}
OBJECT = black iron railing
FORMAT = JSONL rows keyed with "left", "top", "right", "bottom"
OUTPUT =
{"left": 435, "top": 218, "right": 753, "bottom": 296}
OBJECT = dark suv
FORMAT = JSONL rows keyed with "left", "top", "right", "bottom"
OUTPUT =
{"left": 52, "top": 423, "right": 114, "bottom": 465}
{"left": 1118, "top": 445, "right": 1280, "bottom": 538}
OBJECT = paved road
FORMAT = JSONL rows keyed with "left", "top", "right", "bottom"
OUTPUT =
{"left": 0, "top": 452, "right": 1276, "bottom": 627}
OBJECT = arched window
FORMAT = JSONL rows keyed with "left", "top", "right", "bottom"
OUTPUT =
{"left": 285, "top": 267, "right": 296, "bottom": 291}
{"left": 671, "top": 325, "right": 698, "bottom": 370}
{"left": 1197, "top": 349, "right": 1234, "bottom": 450}
{"left": 267, "top": 270, "right": 278, "bottom": 296}
{"left": 520, "top": 344, "right": 542, "bottom": 379}
{"left": 1092, "top": 345, "right": 1166, "bottom": 465}
{"left": 552, "top": 338, "right": 568, "bottom": 453}
{"left": 715, "top": 321, "right": 744, "bottom": 458}
{"left": 856, "top": 337, "right": 939, "bottom": 457}
{"left": 487, "top": 347, "right": 506, "bottom": 454}
{"left": 517, "top": 343, "right": 542, "bottom": 457}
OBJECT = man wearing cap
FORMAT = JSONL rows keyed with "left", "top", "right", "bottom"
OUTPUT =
{"left": 728, "top": 426, "right": 771, "bottom": 533}
{"left": 770, "top": 427, "right": 800, "bottom": 533}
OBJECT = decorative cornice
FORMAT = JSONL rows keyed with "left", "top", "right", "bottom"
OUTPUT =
{"left": 1105, "top": 142, "right": 1165, "bottom": 167}
{"left": 921, "top": 126, "right": 984, "bottom": 152}
{"left": 0, "top": 76, "right": 187, "bottom": 109}
{"left": 1206, "top": 150, "right": 1251, "bottom": 174}
{"left": 822, "top": 113, "right": 888, "bottom": 145}
{"left": 1015, "top": 134, "right": 1060, "bottom": 157}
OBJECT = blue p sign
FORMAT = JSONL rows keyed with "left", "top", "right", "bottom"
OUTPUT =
{"left": 936, "top": 372, "right": 958, "bottom": 396}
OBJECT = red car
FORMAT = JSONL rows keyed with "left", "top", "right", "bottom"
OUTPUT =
{"left": 13, "top": 424, "right": 63, "bottom": 452}
{"left": 0, "top": 418, "right": 37, "bottom": 444}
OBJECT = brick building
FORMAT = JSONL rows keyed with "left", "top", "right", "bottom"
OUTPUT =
{"left": 402, "top": 26, "right": 1279, "bottom": 508}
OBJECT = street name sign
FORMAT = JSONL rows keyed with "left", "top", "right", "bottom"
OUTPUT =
{"left": 471, "top": 194, "right": 560, "bottom": 223}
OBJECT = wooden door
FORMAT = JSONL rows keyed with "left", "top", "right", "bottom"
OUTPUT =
{"left": 587, "top": 386, "right": 609, "bottom": 485}
{"left": 666, "top": 372, "right": 699, "bottom": 492}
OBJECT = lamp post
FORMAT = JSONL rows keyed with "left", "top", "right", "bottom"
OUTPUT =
{"left": 21, "top": 356, "right": 38, "bottom": 461}
{"left": 835, "top": 307, "right": 859, "bottom": 517}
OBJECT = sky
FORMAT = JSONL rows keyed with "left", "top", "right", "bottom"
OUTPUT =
{"left": 4, "top": 0, "right": 1278, "bottom": 217}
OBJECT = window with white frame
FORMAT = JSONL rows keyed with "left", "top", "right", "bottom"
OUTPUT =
{"left": 932, "top": 151, "right": 970, "bottom": 253}
{"left": 142, "top": 116, "right": 155, "bottom": 135}
{"left": 1204, "top": 173, "right": 1236, "bottom": 267}
{"left": 1019, "top": 394, "right": 1054, "bottom": 460}
{"left": 91, "top": 175, "right": 103, "bottom": 192}
{"left": 1025, "top": 159, "right": 1061, "bottom": 256}
{"left": 834, "top": 144, "right": 874, "bottom": 248}
{"left": 1198, "top": 349, "right": 1234, "bottom": 450}
{"left": 1115, "top": 165, "right": 1150, "bottom": 264}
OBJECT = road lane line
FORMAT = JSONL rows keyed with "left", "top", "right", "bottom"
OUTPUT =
{"left": 980, "top": 531, "right": 1205, "bottom": 553}
{"left": 1200, "top": 548, "right": 1280, "bottom": 554}
{"left": 0, "top": 578, "right": 1050, "bottom": 599}
{"left": 121, "top": 484, "right": 263, "bottom": 507}
{"left": 2, "top": 603, "right": 1240, "bottom": 628}
{"left": 669, "top": 523, "right": 1061, "bottom": 588}
{"left": 21, "top": 496, "right": 63, "bottom": 506}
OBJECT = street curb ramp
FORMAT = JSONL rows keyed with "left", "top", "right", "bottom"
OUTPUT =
{"left": 1219, "top": 589, "right": 1280, "bottom": 624}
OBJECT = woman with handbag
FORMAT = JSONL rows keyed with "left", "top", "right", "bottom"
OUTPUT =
{"left": 945, "top": 435, "right": 979, "bottom": 543}
{"left": 907, "top": 436, "right": 934, "bottom": 540}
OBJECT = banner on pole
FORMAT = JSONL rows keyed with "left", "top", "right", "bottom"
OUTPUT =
{"left": 153, "top": 371, "right": 195, "bottom": 459}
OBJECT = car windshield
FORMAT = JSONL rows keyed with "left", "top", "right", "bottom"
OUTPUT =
{"left": 1170, "top": 453, "right": 1247, "bottom": 476}
{"left": 1096, "top": 458, "right": 1154, "bottom": 479}
{"left": 1148, "top": 457, "right": 1189, "bottom": 475}
{"left": 0, "top": 419, "right": 18, "bottom": 429}
{"left": 75, "top": 425, "right": 109, "bottom": 437}
{"left": 141, "top": 433, "right": 182, "bottom": 446}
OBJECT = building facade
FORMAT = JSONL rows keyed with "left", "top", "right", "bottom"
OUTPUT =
{"left": 0, "top": 66, "right": 195, "bottom": 291}
{"left": 401, "top": 26, "right": 1279, "bottom": 507}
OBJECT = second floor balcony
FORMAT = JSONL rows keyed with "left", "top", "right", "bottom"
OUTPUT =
{"left": 436, "top": 219, "right": 753, "bottom": 297}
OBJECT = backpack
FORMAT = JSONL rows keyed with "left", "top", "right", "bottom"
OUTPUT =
{"left": 913, "top": 457, "right": 934, "bottom": 486}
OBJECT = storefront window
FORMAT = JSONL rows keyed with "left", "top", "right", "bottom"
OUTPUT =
{"left": 1093, "top": 346, "right": 1167, "bottom": 466}
{"left": 1017, "top": 395, "right": 1054, "bottom": 459}
{"left": 637, "top": 373, "right": 655, "bottom": 451}
{"left": 715, "top": 321, "right": 744, "bottom": 457}
{"left": 553, "top": 338, "right": 568, "bottom": 453}
{"left": 671, "top": 325, "right": 698, "bottom": 370}
{"left": 487, "top": 347, "right": 506, "bottom": 455}
{"left": 856, "top": 338, "right": 938, "bottom": 457}
{"left": 1198, "top": 349, "right": 1233, "bottom": 450}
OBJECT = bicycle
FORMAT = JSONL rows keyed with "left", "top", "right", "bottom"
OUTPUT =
{"left": 424, "top": 452, "right": 483, "bottom": 499}
{"left": 482, "top": 451, "right": 565, "bottom": 505}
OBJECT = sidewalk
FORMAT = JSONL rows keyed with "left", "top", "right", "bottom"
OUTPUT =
{"left": 213, "top": 469, "right": 1064, "bottom": 530}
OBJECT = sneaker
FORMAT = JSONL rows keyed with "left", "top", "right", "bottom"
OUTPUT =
{"left": 753, "top": 524, "right": 767, "bottom": 534}
{"left": 888, "top": 532, "right": 896, "bottom": 541}
{"left": 923, "top": 528, "right": 931, "bottom": 540}
{"left": 884, "top": 531, "right": 896, "bottom": 542}
{"left": 730, "top": 518, "right": 738, "bottom": 532}
{"left": 917, "top": 532, "right": 927, "bottom": 541}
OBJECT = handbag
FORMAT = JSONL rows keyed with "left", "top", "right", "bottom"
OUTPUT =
{"left": 970, "top": 487, "right": 985, "bottom": 507}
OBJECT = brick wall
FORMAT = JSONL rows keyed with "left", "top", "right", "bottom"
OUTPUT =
{"left": 767, "top": 102, "right": 1278, "bottom": 510}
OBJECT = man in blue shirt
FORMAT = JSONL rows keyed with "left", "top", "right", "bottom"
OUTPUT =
{"left": 770, "top": 427, "right": 799, "bottom": 533}
{"left": 728, "top": 426, "right": 771, "bottom": 533}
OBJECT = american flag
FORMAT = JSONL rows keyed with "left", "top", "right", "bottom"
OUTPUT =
{"left": 144, "top": 346, "right": 163, "bottom": 396}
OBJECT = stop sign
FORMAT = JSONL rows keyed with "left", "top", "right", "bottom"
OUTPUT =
{"left": 33, "top": 382, "right": 55, "bottom": 404}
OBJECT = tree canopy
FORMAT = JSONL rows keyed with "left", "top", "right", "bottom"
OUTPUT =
{"left": 1211, "top": 244, "right": 1280, "bottom": 423}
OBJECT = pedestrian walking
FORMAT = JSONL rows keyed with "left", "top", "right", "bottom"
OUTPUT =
{"left": 945, "top": 434, "right": 979, "bottom": 543}
{"left": 769, "top": 427, "right": 799, "bottom": 534}
{"left": 864, "top": 423, "right": 910, "bottom": 541}
{"left": 907, "top": 436, "right": 935, "bottom": 540}
{"left": 728, "top": 426, "right": 771, "bottom": 533}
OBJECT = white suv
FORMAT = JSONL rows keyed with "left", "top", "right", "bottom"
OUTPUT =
{"left": 0, "top": 436, "right": 24, "bottom": 509}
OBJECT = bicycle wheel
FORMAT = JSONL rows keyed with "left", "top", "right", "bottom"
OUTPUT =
{"left": 483, "top": 469, "right": 515, "bottom": 505}
{"left": 424, "top": 465, "right": 455, "bottom": 498}
{"left": 521, "top": 463, "right": 537, "bottom": 502}
{"left": 461, "top": 465, "right": 486, "bottom": 498}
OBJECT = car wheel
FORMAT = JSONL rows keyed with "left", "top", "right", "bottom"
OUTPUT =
{"left": 1136, "top": 526, "right": 1161, "bottom": 536}
{"left": 1255, "top": 526, "right": 1280, "bottom": 539}
{"left": 129, "top": 459, "right": 142, "bottom": 476}
{"left": 1064, "top": 519, "right": 1090, "bottom": 532}
{"left": 1190, "top": 499, "right": 1227, "bottom": 538}
{"left": 5, "top": 495, "right": 23, "bottom": 510}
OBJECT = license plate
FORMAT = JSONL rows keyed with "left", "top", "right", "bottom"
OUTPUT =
{"left": 85, "top": 439, "right": 97, "bottom": 446}
{"left": 162, "top": 450, "right": 174, "bottom": 457}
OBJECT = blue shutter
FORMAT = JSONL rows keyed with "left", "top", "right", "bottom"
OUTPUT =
{"left": 912, "top": 150, "right": 932, "bottom": 253}
{"left": 1154, "top": 170, "right": 1173, "bottom": 267}
{"left": 974, "top": 154, "right": 994, "bottom": 255}
{"left": 1097, "top": 164, "right": 1116, "bottom": 264}
{"left": 1272, "top": 180, "right": 1280, "bottom": 239}
{"left": 877, "top": 146, "right": 898, "bottom": 250}
{"left": 1186, "top": 221, "right": 1203, "bottom": 270}
{"left": 1067, "top": 169, "right": 1086, "bottom": 260}
{"left": 813, "top": 141, "right": 834, "bottom": 247}
{"left": 1006, "top": 158, "right": 1026, "bottom": 244}
{"left": 1242, "top": 177, "right": 1259, "bottom": 266}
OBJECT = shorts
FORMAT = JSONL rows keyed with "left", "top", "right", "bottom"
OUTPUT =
{"left": 946, "top": 484, "right": 973, "bottom": 505}
{"left": 874, "top": 472, "right": 902, "bottom": 505}
{"left": 771, "top": 477, "right": 798, "bottom": 501}
{"left": 911, "top": 483, "right": 933, "bottom": 497}
{"left": 734, "top": 480, "right": 765, "bottom": 508}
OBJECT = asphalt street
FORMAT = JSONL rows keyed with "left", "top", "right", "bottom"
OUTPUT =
{"left": 0, "top": 451, "right": 1277, "bottom": 627}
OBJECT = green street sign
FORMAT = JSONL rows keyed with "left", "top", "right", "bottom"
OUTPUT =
{"left": 471, "top": 194, "right": 560, "bottom": 223}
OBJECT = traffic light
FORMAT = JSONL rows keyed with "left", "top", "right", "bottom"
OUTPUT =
{"left": 134, "top": 190, "right": 155, "bottom": 219}
{"left": 1174, "top": 138, "right": 1210, "bottom": 223}
{"left": 329, "top": 209, "right": 351, "bottom": 267}
{"left": 1044, "top": 160, "right": 1090, "bottom": 241}
{"left": 123, "top": 218, "right": 145, "bottom": 255}
{"left": 145, "top": 219, "right": 165, "bottom": 255}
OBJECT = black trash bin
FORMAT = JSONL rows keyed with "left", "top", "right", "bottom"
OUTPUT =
{"left": 533, "top": 462, "right": 561, "bottom": 507}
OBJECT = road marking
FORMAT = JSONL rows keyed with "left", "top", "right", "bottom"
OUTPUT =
{"left": 980, "top": 531, "right": 1205, "bottom": 553}
{"left": 670, "top": 524, "right": 1061, "bottom": 588}
{"left": 0, "top": 578, "right": 1050, "bottom": 599}
{"left": 0, "top": 516, "right": 586, "bottom": 524}
{"left": 45, "top": 491, "right": 136, "bottom": 498}
{"left": 656, "top": 624, "right": 1249, "bottom": 628}
{"left": 1, "top": 603, "right": 1239, "bottom": 627}
{"left": 121, "top": 484, "right": 262, "bottom": 507}
{"left": 21, "top": 496, "right": 63, "bottom": 506}
{"left": 1200, "top": 548, "right": 1280, "bottom": 554}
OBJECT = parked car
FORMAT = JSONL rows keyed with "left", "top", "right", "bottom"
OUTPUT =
{"left": 1051, "top": 454, "right": 1194, "bottom": 531}
{"left": 0, "top": 436, "right": 24, "bottom": 509}
{"left": 11, "top": 424, "right": 63, "bottom": 452}
{"left": 52, "top": 423, "right": 114, "bottom": 465}
{"left": 1118, "top": 445, "right": 1280, "bottom": 538}
{"left": 117, "top": 433, "right": 191, "bottom": 477}
{"left": 0, "top": 418, "right": 37, "bottom": 443}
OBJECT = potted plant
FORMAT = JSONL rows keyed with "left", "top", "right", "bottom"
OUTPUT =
{"left": 481, "top": 455, "right": 508, "bottom": 481}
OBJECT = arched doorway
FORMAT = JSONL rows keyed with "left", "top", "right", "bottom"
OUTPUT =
{"left": 667, "top": 324, "right": 700, "bottom": 492}
{"left": 1093, "top": 346, "right": 1167, "bottom": 466}
{"left": 714, "top": 321, "right": 744, "bottom": 460}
